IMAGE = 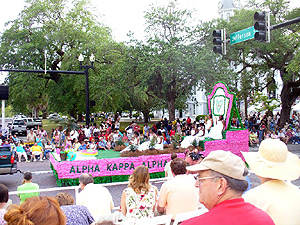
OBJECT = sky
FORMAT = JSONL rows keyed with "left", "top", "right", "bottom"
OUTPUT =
{"left": 0, "top": 0, "right": 299, "bottom": 82}
{"left": 0, "top": 0, "right": 221, "bottom": 42}
{"left": 0, "top": 0, "right": 299, "bottom": 41}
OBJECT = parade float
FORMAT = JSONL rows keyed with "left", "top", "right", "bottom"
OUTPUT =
{"left": 50, "top": 82, "right": 248, "bottom": 186}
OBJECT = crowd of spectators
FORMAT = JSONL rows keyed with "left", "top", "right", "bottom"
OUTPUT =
{"left": 1, "top": 138, "right": 300, "bottom": 224}
{"left": 244, "top": 112, "right": 300, "bottom": 146}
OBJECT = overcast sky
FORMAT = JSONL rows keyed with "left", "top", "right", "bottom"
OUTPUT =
{"left": 0, "top": 0, "right": 299, "bottom": 82}
{"left": 0, "top": 0, "right": 299, "bottom": 41}
{"left": 0, "top": 0, "right": 223, "bottom": 42}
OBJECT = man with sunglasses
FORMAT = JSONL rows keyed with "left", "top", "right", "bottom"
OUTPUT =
{"left": 182, "top": 150, "right": 274, "bottom": 225}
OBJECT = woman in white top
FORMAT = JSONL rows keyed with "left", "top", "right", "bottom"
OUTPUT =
{"left": 154, "top": 131, "right": 164, "bottom": 150}
{"left": 208, "top": 115, "right": 225, "bottom": 139}
{"left": 205, "top": 114, "right": 213, "bottom": 137}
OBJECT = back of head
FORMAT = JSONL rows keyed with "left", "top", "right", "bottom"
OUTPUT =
{"left": 4, "top": 196, "right": 66, "bottom": 225}
{"left": 23, "top": 171, "right": 32, "bottom": 181}
{"left": 55, "top": 192, "right": 75, "bottom": 206}
{"left": 171, "top": 153, "right": 177, "bottom": 160}
{"left": 129, "top": 165, "right": 150, "bottom": 194}
{"left": 171, "top": 158, "right": 187, "bottom": 175}
{"left": 79, "top": 173, "right": 94, "bottom": 185}
{"left": 0, "top": 183, "right": 8, "bottom": 203}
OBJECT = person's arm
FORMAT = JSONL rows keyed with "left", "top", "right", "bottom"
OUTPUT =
{"left": 156, "top": 184, "right": 167, "bottom": 214}
{"left": 120, "top": 190, "right": 127, "bottom": 216}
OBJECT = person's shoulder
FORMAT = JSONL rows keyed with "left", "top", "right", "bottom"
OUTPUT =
{"left": 181, "top": 214, "right": 202, "bottom": 225}
{"left": 32, "top": 183, "right": 39, "bottom": 188}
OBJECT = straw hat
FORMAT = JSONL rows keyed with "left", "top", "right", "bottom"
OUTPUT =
{"left": 242, "top": 139, "right": 300, "bottom": 181}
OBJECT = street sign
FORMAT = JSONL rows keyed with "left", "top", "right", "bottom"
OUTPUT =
{"left": 230, "top": 26, "right": 255, "bottom": 44}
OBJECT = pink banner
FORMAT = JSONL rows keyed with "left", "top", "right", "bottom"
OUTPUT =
{"left": 50, "top": 153, "right": 185, "bottom": 179}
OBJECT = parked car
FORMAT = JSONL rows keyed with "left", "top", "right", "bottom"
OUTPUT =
{"left": 23, "top": 118, "right": 43, "bottom": 130}
{"left": 47, "top": 113, "right": 61, "bottom": 120}
{"left": 10, "top": 119, "right": 27, "bottom": 136}
{"left": 33, "top": 118, "right": 43, "bottom": 128}
{"left": 0, "top": 146, "right": 17, "bottom": 175}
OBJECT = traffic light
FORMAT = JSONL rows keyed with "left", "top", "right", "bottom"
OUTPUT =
{"left": 0, "top": 86, "right": 9, "bottom": 100}
{"left": 254, "top": 11, "right": 270, "bottom": 42}
{"left": 212, "top": 29, "right": 226, "bottom": 55}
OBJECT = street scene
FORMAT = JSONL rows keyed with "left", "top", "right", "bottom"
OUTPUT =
{"left": 0, "top": 0, "right": 300, "bottom": 225}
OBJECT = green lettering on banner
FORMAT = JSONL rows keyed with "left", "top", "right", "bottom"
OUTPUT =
{"left": 112, "top": 163, "right": 118, "bottom": 171}
{"left": 157, "top": 161, "right": 163, "bottom": 167}
{"left": 142, "top": 162, "right": 146, "bottom": 166}
{"left": 88, "top": 165, "right": 94, "bottom": 172}
{"left": 164, "top": 160, "right": 168, "bottom": 167}
{"left": 107, "top": 164, "right": 112, "bottom": 171}
{"left": 124, "top": 163, "right": 129, "bottom": 170}
{"left": 94, "top": 165, "right": 100, "bottom": 172}
{"left": 130, "top": 162, "right": 135, "bottom": 170}
{"left": 147, "top": 161, "right": 151, "bottom": 168}
{"left": 82, "top": 165, "right": 87, "bottom": 173}
{"left": 152, "top": 161, "right": 157, "bottom": 168}
{"left": 70, "top": 166, "right": 76, "bottom": 173}
{"left": 76, "top": 166, "right": 81, "bottom": 173}
{"left": 119, "top": 163, "right": 124, "bottom": 170}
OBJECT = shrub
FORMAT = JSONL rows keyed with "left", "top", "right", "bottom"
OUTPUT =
{"left": 195, "top": 115, "right": 206, "bottom": 122}
{"left": 132, "top": 113, "right": 140, "bottom": 119}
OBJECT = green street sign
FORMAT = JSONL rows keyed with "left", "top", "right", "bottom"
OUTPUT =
{"left": 230, "top": 26, "right": 255, "bottom": 45}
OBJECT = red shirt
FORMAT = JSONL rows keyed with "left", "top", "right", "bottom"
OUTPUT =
{"left": 187, "top": 118, "right": 191, "bottom": 124}
{"left": 182, "top": 198, "right": 275, "bottom": 225}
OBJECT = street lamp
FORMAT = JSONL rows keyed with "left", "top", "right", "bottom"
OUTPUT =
{"left": 78, "top": 54, "right": 95, "bottom": 126}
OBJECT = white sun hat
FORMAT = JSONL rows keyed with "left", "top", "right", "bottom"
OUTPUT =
{"left": 242, "top": 139, "right": 300, "bottom": 181}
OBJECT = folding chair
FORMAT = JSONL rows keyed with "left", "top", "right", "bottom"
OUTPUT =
{"left": 136, "top": 214, "right": 173, "bottom": 225}
{"left": 173, "top": 208, "right": 208, "bottom": 225}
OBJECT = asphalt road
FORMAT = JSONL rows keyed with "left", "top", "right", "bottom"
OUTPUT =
{"left": 1, "top": 144, "right": 300, "bottom": 208}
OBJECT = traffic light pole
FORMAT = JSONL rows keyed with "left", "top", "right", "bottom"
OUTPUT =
{"left": 0, "top": 68, "right": 87, "bottom": 123}
{"left": 270, "top": 17, "right": 300, "bottom": 30}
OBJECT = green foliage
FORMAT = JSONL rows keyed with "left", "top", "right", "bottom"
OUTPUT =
{"left": 171, "top": 133, "right": 181, "bottom": 149}
{"left": 0, "top": 0, "right": 124, "bottom": 116}
{"left": 214, "top": 1, "right": 300, "bottom": 123}
{"left": 191, "top": 139, "right": 198, "bottom": 147}
{"left": 149, "top": 113, "right": 154, "bottom": 118}
{"left": 122, "top": 1, "right": 232, "bottom": 121}
{"left": 116, "top": 139, "right": 125, "bottom": 146}
{"left": 250, "top": 92, "right": 280, "bottom": 113}
{"left": 149, "top": 137, "right": 156, "bottom": 150}
{"left": 132, "top": 113, "right": 140, "bottom": 119}
{"left": 129, "top": 144, "right": 138, "bottom": 152}
{"left": 195, "top": 115, "right": 206, "bottom": 121}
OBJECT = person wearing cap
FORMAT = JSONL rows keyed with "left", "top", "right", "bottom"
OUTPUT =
{"left": 157, "top": 158, "right": 199, "bottom": 221}
{"left": 243, "top": 139, "right": 300, "bottom": 225}
{"left": 182, "top": 150, "right": 275, "bottom": 225}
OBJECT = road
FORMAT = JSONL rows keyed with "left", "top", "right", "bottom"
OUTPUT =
{"left": 1, "top": 144, "right": 300, "bottom": 208}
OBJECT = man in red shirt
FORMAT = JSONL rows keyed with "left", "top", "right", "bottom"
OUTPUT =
{"left": 181, "top": 150, "right": 275, "bottom": 225}
{"left": 186, "top": 116, "right": 191, "bottom": 126}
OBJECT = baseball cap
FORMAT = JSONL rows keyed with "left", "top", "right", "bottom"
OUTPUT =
{"left": 187, "top": 150, "right": 246, "bottom": 180}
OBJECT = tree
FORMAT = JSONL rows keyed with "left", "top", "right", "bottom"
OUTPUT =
{"left": 219, "top": 1, "right": 300, "bottom": 125}
{"left": 139, "top": 1, "right": 232, "bottom": 121}
{"left": 0, "top": 0, "right": 123, "bottom": 117}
